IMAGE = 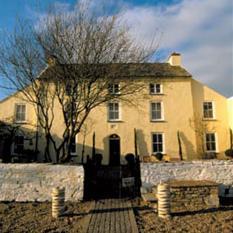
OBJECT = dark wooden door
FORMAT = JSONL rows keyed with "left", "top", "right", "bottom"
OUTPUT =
{"left": 109, "top": 134, "right": 120, "bottom": 166}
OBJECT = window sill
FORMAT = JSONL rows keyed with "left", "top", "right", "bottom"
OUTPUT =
{"left": 14, "top": 121, "right": 27, "bottom": 124}
{"left": 151, "top": 120, "right": 166, "bottom": 123}
{"left": 108, "top": 120, "right": 124, "bottom": 123}
{"left": 202, "top": 118, "right": 217, "bottom": 121}
{"left": 150, "top": 93, "right": 164, "bottom": 95}
{"left": 152, "top": 152, "right": 166, "bottom": 155}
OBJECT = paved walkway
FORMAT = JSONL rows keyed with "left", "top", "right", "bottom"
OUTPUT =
{"left": 84, "top": 199, "right": 139, "bottom": 233}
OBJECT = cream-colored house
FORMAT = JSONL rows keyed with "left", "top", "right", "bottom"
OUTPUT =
{"left": 0, "top": 53, "right": 232, "bottom": 164}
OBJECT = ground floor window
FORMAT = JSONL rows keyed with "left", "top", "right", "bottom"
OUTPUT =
{"left": 152, "top": 133, "right": 164, "bottom": 154}
{"left": 205, "top": 133, "right": 217, "bottom": 152}
{"left": 70, "top": 136, "right": 76, "bottom": 154}
{"left": 13, "top": 136, "right": 24, "bottom": 154}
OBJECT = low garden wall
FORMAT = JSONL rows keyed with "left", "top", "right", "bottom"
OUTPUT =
{"left": 0, "top": 160, "right": 232, "bottom": 202}
{"left": 169, "top": 180, "right": 219, "bottom": 212}
{"left": 141, "top": 160, "right": 233, "bottom": 197}
{"left": 0, "top": 164, "right": 84, "bottom": 202}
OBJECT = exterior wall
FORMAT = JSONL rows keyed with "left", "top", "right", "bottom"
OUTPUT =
{"left": 228, "top": 97, "right": 233, "bottom": 130}
{"left": 0, "top": 76, "right": 231, "bottom": 163}
{"left": 73, "top": 78, "right": 197, "bottom": 164}
{"left": 0, "top": 164, "right": 84, "bottom": 202}
{"left": 0, "top": 92, "right": 38, "bottom": 157}
{"left": 141, "top": 160, "right": 233, "bottom": 197}
{"left": 191, "top": 79, "right": 230, "bottom": 158}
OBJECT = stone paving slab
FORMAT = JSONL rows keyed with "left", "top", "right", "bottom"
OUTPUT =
{"left": 84, "top": 199, "right": 138, "bottom": 233}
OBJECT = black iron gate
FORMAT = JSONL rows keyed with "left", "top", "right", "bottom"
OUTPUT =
{"left": 83, "top": 155, "right": 141, "bottom": 200}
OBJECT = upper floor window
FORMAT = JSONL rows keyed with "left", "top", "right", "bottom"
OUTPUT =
{"left": 108, "top": 102, "right": 120, "bottom": 121}
{"left": 15, "top": 104, "right": 26, "bottom": 122}
{"left": 205, "top": 133, "right": 217, "bottom": 152}
{"left": 151, "top": 102, "right": 164, "bottom": 121}
{"left": 203, "top": 101, "right": 215, "bottom": 119}
{"left": 152, "top": 133, "right": 165, "bottom": 154}
{"left": 108, "top": 83, "right": 120, "bottom": 95}
{"left": 150, "top": 83, "right": 163, "bottom": 94}
{"left": 13, "top": 135, "right": 24, "bottom": 154}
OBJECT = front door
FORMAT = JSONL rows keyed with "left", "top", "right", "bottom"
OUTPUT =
{"left": 109, "top": 134, "right": 120, "bottom": 166}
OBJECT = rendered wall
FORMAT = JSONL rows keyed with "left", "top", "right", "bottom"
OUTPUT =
{"left": 0, "top": 164, "right": 84, "bottom": 202}
{"left": 228, "top": 97, "right": 233, "bottom": 130}
{"left": 141, "top": 160, "right": 233, "bottom": 197}
{"left": 191, "top": 79, "right": 230, "bottom": 158}
{"left": 0, "top": 77, "right": 231, "bottom": 164}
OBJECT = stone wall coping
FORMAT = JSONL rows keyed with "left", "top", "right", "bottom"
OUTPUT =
{"left": 141, "top": 159, "right": 233, "bottom": 166}
{"left": 168, "top": 180, "right": 219, "bottom": 187}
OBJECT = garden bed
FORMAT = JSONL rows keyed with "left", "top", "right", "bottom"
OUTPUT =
{"left": 0, "top": 201, "right": 93, "bottom": 233}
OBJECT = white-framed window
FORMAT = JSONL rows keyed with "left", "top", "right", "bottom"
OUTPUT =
{"left": 108, "top": 83, "right": 120, "bottom": 95}
{"left": 152, "top": 133, "right": 165, "bottom": 154}
{"left": 108, "top": 102, "right": 120, "bottom": 121}
{"left": 15, "top": 104, "right": 26, "bottom": 122}
{"left": 203, "top": 101, "right": 215, "bottom": 119}
{"left": 70, "top": 136, "right": 77, "bottom": 154}
{"left": 151, "top": 102, "right": 164, "bottom": 121}
{"left": 205, "top": 133, "right": 217, "bottom": 152}
{"left": 149, "top": 83, "right": 163, "bottom": 94}
{"left": 13, "top": 135, "right": 24, "bottom": 154}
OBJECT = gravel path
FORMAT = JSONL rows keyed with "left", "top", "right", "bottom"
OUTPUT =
{"left": 135, "top": 205, "right": 233, "bottom": 233}
{"left": 0, "top": 202, "right": 93, "bottom": 233}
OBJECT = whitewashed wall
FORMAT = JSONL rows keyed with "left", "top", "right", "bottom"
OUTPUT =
{"left": 141, "top": 160, "right": 233, "bottom": 196}
{"left": 0, "top": 164, "right": 84, "bottom": 202}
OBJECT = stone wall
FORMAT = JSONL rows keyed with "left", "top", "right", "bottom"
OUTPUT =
{"left": 0, "top": 164, "right": 84, "bottom": 202}
{"left": 169, "top": 180, "right": 219, "bottom": 212}
{"left": 141, "top": 160, "right": 233, "bottom": 197}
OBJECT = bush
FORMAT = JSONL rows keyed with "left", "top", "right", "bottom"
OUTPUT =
{"left": 125, "top": 153, "right": 135, "bottom": 165}
{"left": 225, "top": 149, "right": 233, "bottom": 158}
{"left": 154, "top": 153, "right": 163, "bottom": 161}
{"left": 204, "top": 152, "right": 217, "bottom": 159}
{"left": 93, "top": 153, "right": 103, "bottom": 166}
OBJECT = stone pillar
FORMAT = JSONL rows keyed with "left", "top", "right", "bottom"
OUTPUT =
{"left": 157, "top": 183, "right": 170, "bottom": 218}
{"left": 51, "top": 187, "right": 65, "bottom": 218}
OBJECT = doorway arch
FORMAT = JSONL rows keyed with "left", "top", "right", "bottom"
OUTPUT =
{"left": 109, "top": 134, "right": 120, "bottom": 166}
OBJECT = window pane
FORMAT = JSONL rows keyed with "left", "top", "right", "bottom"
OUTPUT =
{"left": 151, "top": 102, "right": 162, "bottom": 120}
{"left": 150, "top": 84, "right": 155, "bottom": 93}
{"left": 71, "top": 137, "right": 76, "bottom": 153}
{"left": 206, "top": 133, "right": 216, "bottom": 151}
{"left": 152, "top": 133, "right": 163, "bottom": 153}
{"left": 156, "top": 84, "right": 161, "bottom": 93}
{"left": 203, "top": 102, "right": 213, "bottom": 118}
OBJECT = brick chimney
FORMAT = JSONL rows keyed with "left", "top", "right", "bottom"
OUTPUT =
{"left": 167, "top": 52, "right": 181, "bottom": 66}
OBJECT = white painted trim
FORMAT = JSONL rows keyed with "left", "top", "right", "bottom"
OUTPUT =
{"left": 14, "top": 103, "right": 27, "bottom": 123}
{"left": 204, "top": 132, "right": 218, "bottom": 153}
{"left": 150, "top": 101, "right": 164, "bottom": 121}
{"left": 203, "top": 101, "right": 216, "bottom": 120}
{"left": 107, "top": 101, "right": 121, "bottom": 121}
{"left": 151, "top": 132, "right": 165, "bottom": 154}
{"left": 149, "top": 83, "right": 163, "bottom": 95}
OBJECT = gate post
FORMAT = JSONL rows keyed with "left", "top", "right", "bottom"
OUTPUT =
{"left": 157, "top": 183, "right": 171, "bottom": 219}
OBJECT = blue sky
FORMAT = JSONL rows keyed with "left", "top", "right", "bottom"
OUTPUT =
{"left": 0, "top": 0, "right": 232, "bottom": 100}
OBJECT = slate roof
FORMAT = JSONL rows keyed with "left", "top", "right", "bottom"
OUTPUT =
{"left": 109, "top": 63, "right": 192, "bottom": 78}
{"left": 43, "top": 62, "right": 192, "bottom": 79}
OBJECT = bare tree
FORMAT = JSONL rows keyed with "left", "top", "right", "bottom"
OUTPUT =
{"left": 0, "top": 2, "right": 157, "bottom": 163}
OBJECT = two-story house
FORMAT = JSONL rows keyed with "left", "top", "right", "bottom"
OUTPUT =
{"left": 0, "top": 53, "right": 232, "bottom": 164}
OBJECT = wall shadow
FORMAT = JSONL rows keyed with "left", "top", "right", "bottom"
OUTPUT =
{"left": 136, "top": 129, "right": 149, "bottom": 156}
{"left": 179, "top": 132, "right": 196, "bottom": 160}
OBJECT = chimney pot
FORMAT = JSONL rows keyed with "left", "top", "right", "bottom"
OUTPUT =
{"left": 167, "top": 52, "right": 181, "bottom": 66}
